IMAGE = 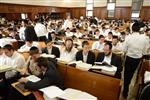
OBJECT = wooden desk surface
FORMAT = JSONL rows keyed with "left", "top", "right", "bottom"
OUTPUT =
{"left": 57, "top": 63, "right": 121, "bottom": 100}
{"left": 11, "top": 82, "right": 31, "bottom": 96}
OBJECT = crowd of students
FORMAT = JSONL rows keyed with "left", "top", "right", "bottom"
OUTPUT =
{"left": 0, "top": 15, "right": 150, "bottom": 100}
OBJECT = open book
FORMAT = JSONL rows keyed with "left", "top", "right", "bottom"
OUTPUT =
{"left": 56, "top": 58, "right": 73, "bottom": 64}
{"left": 91, "top": 62, "right": 117, "bottom": 75}
{"left": 40, "top": 53, "right": 55, "bottom": 58}
{"left": 58, "top": 88, "right": 97, "bottom": 100}
{"left": 40, "top": 87, "right": 97, "bottom": 100}
{"left": 0, "top": 64, "right": 13, "bottom": 73}
{"left": 40, "top": 86, "right": 65, "bottom": 100}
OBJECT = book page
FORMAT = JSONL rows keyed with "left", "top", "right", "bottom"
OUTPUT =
{"left": 26, "top": 75, "right": 41, "bottom": 82}
{"left": 40, "top": 86, "right": 65, "bottom": 99}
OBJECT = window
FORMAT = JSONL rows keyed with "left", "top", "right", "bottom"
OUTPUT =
{"left": 21, "top": 13, "right": 28, "bottom": 19}
{"left": 131, "top": 12, "right": 140, "bottom": 18}
{"left": 86, "top": 0, "right": 93, "bottom": 17}
{"left": 107, "top": 3, "right": 115, "bottom": 10}
{"left": 131, "top": 0, "right": 143, "bottom": 19}
{"left": 107, "top": 0, "right": 116, "bottom": 18}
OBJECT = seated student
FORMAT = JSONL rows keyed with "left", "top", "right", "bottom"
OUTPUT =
{"left": 18, "top": 40, "right": 40, "bottom": 52}
{"left": 105, "top": 32, "right": 113, "bottom": 42}
{"left": 92, "top": 35, "right": 105, "bottom": 52}
{"left": 112, "top": 36, "right": 123, "bottom": 52}
{"left": 65, "top": 27, "right": 74, "bottom": 37}
{"left": 19, "top": 57, "right": 63, "bottom": 89}
{"left": 42, "top": 40, "right": 60, "bottom": 58}
{"left": 8, "top": 57, "right": 63, "bottom": 100}
{"left": 20, "top": 46, "right": 41, "bottom": 77}
{"left": 48, "top": 31, "right": 60, "bottom": 42}
{"left": 3, "top": 44, "right": 25, "bottom": 79}
{"left": 60, "top": 38, "right": 78, "bottom": 61}
{"left": 96, "top": 42, "right": 122, "bottom": 78}
{"left": 74, "top": 28, "right": 83, "bottom": 38}
{"left": 7, "top": 28, "right": 20, "bottom": 40}
{"left": 76, "top": 41, "right": 95, "bottom": 65}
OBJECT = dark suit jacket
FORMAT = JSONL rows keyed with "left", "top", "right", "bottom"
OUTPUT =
{"left": 42, "top": 46, "right": 60, "bottom": 58}
{"left": 96, "top": 52, "right": 122, "bottom": 78}
{"left": 25, "top": 61, "right": 64, "bottom": 90}
{"left": 76, "top": 50, "right": 95, "bottom": 65}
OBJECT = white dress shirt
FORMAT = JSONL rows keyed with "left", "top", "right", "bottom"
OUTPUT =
{"left": 18, "top": 42, "right": 40, "bottom": 52}
{"left": 4, "top": 51, "right": 25, "bottom": 68}
{"left": 60, "top": 47, "right": 78, "bottom": 61}
{"left": 19, "top": 26, "right": 26, "bottom": 40}
{"left": 123, "top": 32, "right": 149, "bottom": 58}
{"left": 112, "top": 42, "right": 123, "bottom": 52}
{"left": 103, "top": 54, "right": 112, "bottom": 65}
{"left": 0, "top": 54, "right": 6, "bottom": 65}
{"left": 63, "top": 19, "right": 72, "bottom": 30}
{"left": 83, "top": 53, "right": 88, "bottom": 63}
{"left": 65, "top": 32, "right": 74, "bottom": 37}
{"left": 34, "top": 23, "right": 47, "bottom": 37}
{"left": 92, "top": 41, "right": 104, "bottom": 52}
{"left": 74, "top": 32, "right": 83, "bottom": 38}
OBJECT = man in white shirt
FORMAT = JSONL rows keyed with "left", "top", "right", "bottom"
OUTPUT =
{"left": 19, "top": 20, "right": 27, "bottom": 41}
{"left": 112, "top": 36, "right": 122, "bottom": 52}
{"left": 74, "top": 28, "right": 83, "bottom": 38}
{"left": 63, "top": 16, "right": 73, "bottom": 30}
{"left": 18, "top": 40, "right": 40, "bottom": 52}
{"left": 92, "top": 35, "right": 105, "bottom": 52}
{"left": 65, "top": 27, "right": 74, "bottom": 37}
{"left": 122, "top": 23, "right": 149, "bottom": 99}
{"left": 3, "top": 44, "right": 25, "bottom": 79}
{"left": 34, "top": 19, "right": 47, "bottom": 41}
{"left": 60, "top": 38, "right": 77, "bottom": 62}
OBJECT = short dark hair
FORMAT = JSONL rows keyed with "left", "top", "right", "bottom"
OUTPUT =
{"left": 3, "top": 44, "right": 14, "bottom": 51}
{"left": 132, "top": 22, "right": 141, "bottom": 32}
{"left": 145, "top": 28, "right": 150, "bottom": 33}
{"left": 35, "top": 57, "right": 48, "bottom": 68}
{"left": 65, "top": 38, "right": 73, "bottom": 43}
{"left": 29, "top": 46, "right": 39, "bottom": 55}
{"left": 105, "top": 42, "right": 112, "bottom": 50}
{"left": 82, "top": 41, "right": 89, "bottom": 48}
{"left": 113, "top": 36, "right": 118, "bottom": 39}
{"left": 99, "top": 35, "right": 105, "bottom": 39}
{"left": 108, "top": 32, "right": 113, "bottom": 35}
{"left": 46, "top": 39, "right": 53, "bottom": 44}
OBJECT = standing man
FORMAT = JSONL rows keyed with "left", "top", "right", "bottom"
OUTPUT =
{"left": 34, "top": 18, "right": 47, "bottom": 41}
{"left": 122, "top": 23, "right": 149, "bottom": 98}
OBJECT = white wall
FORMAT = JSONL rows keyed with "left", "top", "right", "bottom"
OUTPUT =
{"left": 143, "top": 0, "right": 150, "bottom": 6}
{"left": 0, "top": 0, "right": 149, "bottom": 7}
{"left": 116, "top": 0, "right": 132, "bottom": 7}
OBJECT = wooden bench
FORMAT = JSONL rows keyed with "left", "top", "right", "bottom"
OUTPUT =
{"left": 57, "top": 63, "right": 121, "bottom": 100}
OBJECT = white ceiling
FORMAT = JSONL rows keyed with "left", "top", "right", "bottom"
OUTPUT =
{"left": 0, "top": 0, "right": 149, "bottom": 7}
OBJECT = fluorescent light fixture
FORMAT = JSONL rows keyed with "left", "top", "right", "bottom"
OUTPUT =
{"left": 131, "top": 12, "right": 140, "bottom": 18}
{"left": 107, "top": 3, "right": 115, "bottom": 10}
{"left": 86, "top": 4, "right": 93, "bottom": 10}
{"left": 87, "top": 0, "right": 93, "bottom": 3}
